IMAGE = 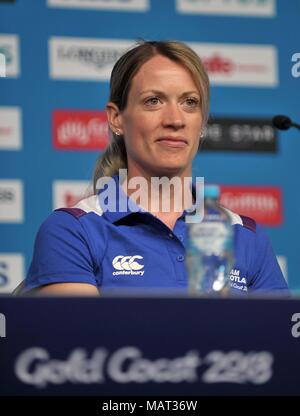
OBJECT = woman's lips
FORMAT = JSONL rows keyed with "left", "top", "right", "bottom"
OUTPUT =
{"left": 156, "top": 137, "right": 188, "bottom": 148}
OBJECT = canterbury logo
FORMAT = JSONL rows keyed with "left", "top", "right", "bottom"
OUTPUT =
{"left": 112, "top": 255, "right": 144, "bottom": 270}
{"left": 112, "top": 255, "right": 144, "bottom": 276}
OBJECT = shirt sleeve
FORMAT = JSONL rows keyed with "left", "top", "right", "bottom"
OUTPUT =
{"left": 248, "top": 224, "right": 289, "bottom": 294}
{"left": 23, "top": 210, "right": 97, "bottom": 292}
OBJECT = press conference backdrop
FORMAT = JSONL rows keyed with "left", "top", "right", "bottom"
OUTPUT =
{"left": 0, "top": 0, "right": 299, "bottom": 293}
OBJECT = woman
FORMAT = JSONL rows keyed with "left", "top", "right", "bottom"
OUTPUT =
{"left": 22, "top": 40, "right": 288, "bottom": 295}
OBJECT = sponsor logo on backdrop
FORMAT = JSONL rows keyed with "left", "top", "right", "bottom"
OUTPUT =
{"left": 176, "top": 0, "right": 275, "bottom": 17}
{"left": 0, "top": 52, "right": 5, "bottom": 77}
{"left": 53, "top": 110, "right": 109, "bottom": 150}
{"left": 0, "top": 253, "right": 24, "bottom": 294}
{"left": 291, "top": 53, "right": 300, "bottom": 78}
{"left": 0, "top": 34, "right": 20, "bottom": 77}
{"left": 219, "top": 185, "right": 282, "bottom": 226}
{"left": 49, "top": 37, "right": 133, "bottom": 80}
{"left": 0, "top": 180, "right": 23, "bottom": 222}
{"left": 189, "top": 42, "right": 277, "bottom": 87}
{"left": 201, "top": 117, "right": 277, "bottom": 152}
{"left": 47, "top": 0, "right": 149, "bottom": 11}
{"left": 0, "top": 107, "right": 22, "bottom": 150}
{"left": 53, "top": 180, "right": 91, "bottom": 210}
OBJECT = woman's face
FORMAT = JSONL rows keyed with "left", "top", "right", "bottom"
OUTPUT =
{"left": 111, "top": 54, "right": 203, "bottom": 179}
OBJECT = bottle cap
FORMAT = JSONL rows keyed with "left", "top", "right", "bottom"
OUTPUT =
{"left": 204, "top": 184, "right": 220, "bottom": 199}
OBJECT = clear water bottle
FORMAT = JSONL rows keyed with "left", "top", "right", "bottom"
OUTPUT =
{"left": 186, "top": 184, "right": 234, "bottom": 295}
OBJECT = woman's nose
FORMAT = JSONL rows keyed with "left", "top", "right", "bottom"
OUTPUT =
{"left": 162, "top": 103, "right": 185, "bottom": 129}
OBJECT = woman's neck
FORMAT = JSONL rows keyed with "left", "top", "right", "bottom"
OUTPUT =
{"left": 121, "top": 167, "right": 193, "bottom": 229}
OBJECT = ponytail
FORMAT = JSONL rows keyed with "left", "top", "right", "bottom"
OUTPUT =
{"left": 93, "top": 133, "right": 127, "bottom": 193}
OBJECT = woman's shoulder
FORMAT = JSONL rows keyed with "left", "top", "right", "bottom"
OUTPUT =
{"left": 41, "top": 194, "right": 105, "bottom": 228}
{"left": 222, "top": 207, "right": 275, "bottom": 251}
{"left": 34, "top": 195, "right": 106, "bottom": 250}
{"left": 221, "top": 206, "right": 257, "bottom": 233}
{"left": 55, "top": 193, "right": 104, "bottom": 220}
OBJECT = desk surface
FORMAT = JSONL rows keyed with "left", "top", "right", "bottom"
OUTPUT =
{"left": 0, "top": 295, "right": 299, "bottom": 395}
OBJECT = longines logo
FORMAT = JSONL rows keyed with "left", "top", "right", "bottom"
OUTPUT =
{"left": 49, "top": 37, "right": 133, "bottom": 80}
{"left": 0, "top": 313, "right": 6, "bottom": 338}
{"left": 57, "top": 45, "right": 122, "bottom": 69}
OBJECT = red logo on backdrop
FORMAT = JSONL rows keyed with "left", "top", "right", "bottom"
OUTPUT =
{"left": 219, "top": 186, "right": 283, "bottom": 226}
{"left": 64, "top": 192, "right": 84, "bottom": 208}
{"left": 0, "top": 127, "right": 12, "bottom": 136}
{"left": 53, "top": 110, "right": 109, "bottom": 150}
{"left": 202, "top": 54, "right": 235, "bottom": 74}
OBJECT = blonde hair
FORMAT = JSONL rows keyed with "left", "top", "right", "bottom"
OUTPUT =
{"left": 93, "top": 40, "right": 210, "bottom": 192}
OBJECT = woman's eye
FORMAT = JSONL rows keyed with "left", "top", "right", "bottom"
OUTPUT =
{"left": 144, "top": 97, "right": 161, "bottom": 106}
{"left": 185, "top": 97, "right": 199, "bottom": 107}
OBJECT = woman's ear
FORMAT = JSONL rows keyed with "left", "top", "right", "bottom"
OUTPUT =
{"left": 106, "top": 102, "right": 123, "bottom": 136}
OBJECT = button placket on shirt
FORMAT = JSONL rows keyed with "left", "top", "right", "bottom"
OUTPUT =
{"left": 168, "top": 233, "right": 184, "bottom": 260}
{"left": 165, "top": 229, "right": 186, "bottom": 283}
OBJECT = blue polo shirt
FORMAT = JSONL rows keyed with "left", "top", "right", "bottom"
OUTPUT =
{"left": 24, "top": 176, "right": 288, "bottom": 295}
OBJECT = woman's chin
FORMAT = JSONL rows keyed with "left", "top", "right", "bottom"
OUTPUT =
{"left": 151, "top": 163, "right": 190, "bottom": 177}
